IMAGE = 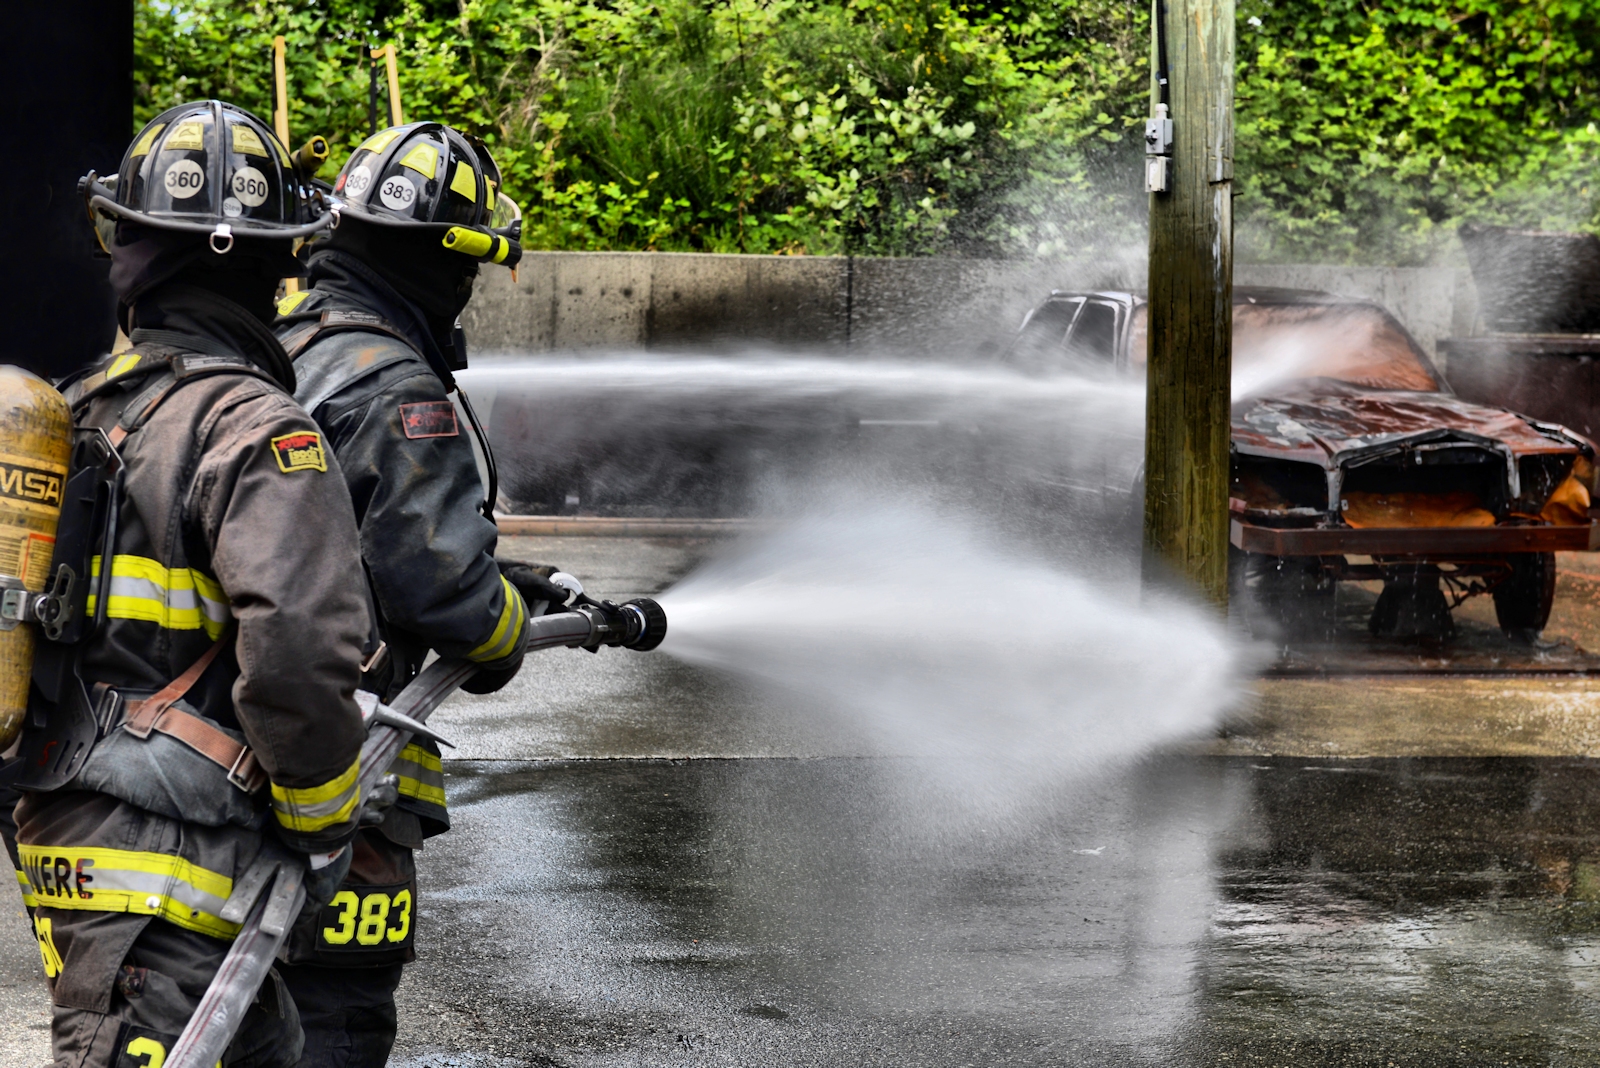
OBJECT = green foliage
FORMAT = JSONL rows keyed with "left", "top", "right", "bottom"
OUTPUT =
{"left": 135, "top": 0, "right": 1600, "bottom": 263}
{"left": 135, "top": 0, "right": 1146, "bottom": 256}
{"left": 1234, "top": 0, "right": 1600, "bottom": 263}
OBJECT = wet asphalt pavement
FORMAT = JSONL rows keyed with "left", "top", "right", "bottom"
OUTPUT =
{"left": 391, "top": 756, "right": 1600, "bottom": 1068}
{"left": 7, "top": 536, "right": 1600, "bottom": 1065}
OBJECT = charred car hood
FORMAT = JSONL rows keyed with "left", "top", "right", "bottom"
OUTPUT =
{"left": 1232, "top": 379, "right": 1591, "bottom": 469}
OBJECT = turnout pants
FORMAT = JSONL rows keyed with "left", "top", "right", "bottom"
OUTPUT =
{"left": 277, "top": 963, "right": 404, "bottom": 1068}
{"left": 44, "top": 911, "right": 301, "bottom": 1068}
{"left": 279, "top": 828, "right": 418, "bottom": 1068}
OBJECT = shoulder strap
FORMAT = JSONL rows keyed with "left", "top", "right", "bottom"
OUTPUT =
{"left": 121, "top": 633, "right": 268, "bottom": 794}
{"left": 124, "top": 634, "right": 228, "bottom": 728}
{"left": 282, "top": 308, "right": 421, "bottom": 363}
{"left": 104, "top": 352, "right": 277, "bottom": 448}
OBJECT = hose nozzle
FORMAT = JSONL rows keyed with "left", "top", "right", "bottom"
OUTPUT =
{"left": 576, "top": 597, "right": 667, "bottom": 652}
{"left": 520, "top": 596, "right": 668, "bottom": 655}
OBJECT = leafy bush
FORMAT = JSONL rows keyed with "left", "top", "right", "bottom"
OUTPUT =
{"left": 135, "top": 0, "right": 1599, "bottom": 263}
{"left": 1234, "top": 0, "right": 1600, "bottom": 263}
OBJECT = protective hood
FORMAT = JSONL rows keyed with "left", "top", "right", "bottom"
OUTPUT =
{"left": 320, "top": 213, "right": 479, "bottom": 324}
{"left": 128, "top": 282, "right": 297, "bottom": 391}
{"left": 110, "top": 222, "right": 305, "bottom": 314}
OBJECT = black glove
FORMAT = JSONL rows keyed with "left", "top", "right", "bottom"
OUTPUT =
{"left": 496, "top": 558, "right": 572, "bottom": 616}
{"left": 359, "top": 774, "right": 400, "bottom": 827}
{"left": 300, "top": 844, "right": 353, "bottom": 916}
{"left": 460, "top": 651, "right": 524, "bottom": 694}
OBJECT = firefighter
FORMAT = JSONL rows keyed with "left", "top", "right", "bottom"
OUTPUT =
{"left": 272, "top": 123, "right": 552, "bottom": 1066}
{"left": 15, "top": 101, "right": 374, "bottom": 1066}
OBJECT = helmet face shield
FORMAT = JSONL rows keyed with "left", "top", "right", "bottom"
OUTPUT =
{"left": 489, "top": 190, "right": 522, "bottom": 232}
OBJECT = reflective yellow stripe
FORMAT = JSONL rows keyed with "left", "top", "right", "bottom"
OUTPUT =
{"left": 85, "top": 554, "right": 231, "bottom": 639}
{"left": 106, "top": 352, "right": 142, "bottom": 379}
{"left": 14, "top": 868, "right": 36, "bottom": 909}
{"left": 392, "top": 743, "right": 446, "bottom": 809}
{"left": 270, "top": 756, "right": 361, "bottom": 834}
{"left": 466, "top": 576, "right": 525, "bottom": 663}
{"left": 17, "top": 845, "right": 239, "bottom": 940}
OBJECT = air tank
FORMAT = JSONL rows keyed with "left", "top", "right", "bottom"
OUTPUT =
{"left": 0, "top": 368, "right": 71, "bottom": 749}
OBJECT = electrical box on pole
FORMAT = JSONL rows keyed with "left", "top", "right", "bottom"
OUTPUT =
{"left": 1141, "top": 0, "right": 1235, "bottom": 606}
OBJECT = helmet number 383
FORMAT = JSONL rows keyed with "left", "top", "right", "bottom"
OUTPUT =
{"left": 378, "top": 175, "right": 416, "bottom": 212}
{"left": 163, "top": 159, "right": 205, "bottom": 199}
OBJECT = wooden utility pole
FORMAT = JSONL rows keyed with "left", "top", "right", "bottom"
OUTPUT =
{"left": 374, "top": 44, "right": 404, "bottom": 126}
{"left": 1141, "top": 0, "right": 1234, "bottom": 605}
{"left": 272, "top": 36, "right": 300, "bottom": 297}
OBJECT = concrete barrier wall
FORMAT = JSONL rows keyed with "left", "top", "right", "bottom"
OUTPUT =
{"left": 464, "top": 251, "right": 1474, "bottom": 360}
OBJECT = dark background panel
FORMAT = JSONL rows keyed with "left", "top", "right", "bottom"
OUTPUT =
{"left": 1, "top": 1, "right": 132, "bottom": 379}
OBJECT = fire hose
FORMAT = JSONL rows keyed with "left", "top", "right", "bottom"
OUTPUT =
{"left": 165, "top": 594, "right": 666, "bottom": 1068}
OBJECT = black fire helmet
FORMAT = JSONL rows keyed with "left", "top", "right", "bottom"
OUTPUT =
{"left": 328, "top": 122, "right": 522, "bottom": 270}
{"left": 79, "top": 100, "right": 332, "bottom": 257}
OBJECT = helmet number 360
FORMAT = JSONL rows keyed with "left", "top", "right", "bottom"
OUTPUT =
{"left": 163, "top": 159, "right": 205, "bottom": 199}
{"left": 378, "top": 175, "right": 416, "bottom": 212}
{"left": 231, "top": 167, "right": 270, "bottom": 208}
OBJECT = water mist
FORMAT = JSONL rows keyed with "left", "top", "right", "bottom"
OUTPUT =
{"left": 655, "top": 495, "right": 1244, "bottom": 821}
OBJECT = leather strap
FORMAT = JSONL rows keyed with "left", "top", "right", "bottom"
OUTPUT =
{"left": 283, "top": 308, "right": 418, "bottom": 363}
{"left": 122, "top": 636, "right": 268, "bottom": 794}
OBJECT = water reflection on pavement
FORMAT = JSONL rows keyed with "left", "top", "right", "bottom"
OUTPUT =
{"left": 394, "top": 756, "right": 1600, "bottom": 1067}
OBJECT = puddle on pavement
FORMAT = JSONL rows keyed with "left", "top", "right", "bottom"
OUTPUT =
{"left": 404, "top": 756, "right": 1600, "bottom": 1066}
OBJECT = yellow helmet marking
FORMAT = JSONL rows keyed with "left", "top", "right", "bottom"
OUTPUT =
{"left": 398, "top": 143, "right": 439, "bottom": 180}
{"left": 448, "top": 162, "right": 477, "bottom": 203}
{"left": 130, "top": 123, "right": 167, "bottom": 157}
{"left": 358, "top": 128, "right": 405, "bottom": 156}
{"left": 231, "top": 124, "right": 268, "bottom": 158}
{"left": 164, "top": 122, "right": 206, "bottom": 152}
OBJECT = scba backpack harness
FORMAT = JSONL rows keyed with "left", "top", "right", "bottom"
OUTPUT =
{"left": 2, "top": 347, "right": 275, "bottom": 812}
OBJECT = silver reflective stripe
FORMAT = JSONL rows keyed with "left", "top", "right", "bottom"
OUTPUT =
{"left": 17, "top": 845, "right": 239, "bottom": 939}
{"left": 391, "top": 743, "right": 445, "bottom": 810}
{"left": 86, "top": 554, "right": 233, "bottom": 638}
{"left": 270, "top": 757, "right": 361, "bottom": 835}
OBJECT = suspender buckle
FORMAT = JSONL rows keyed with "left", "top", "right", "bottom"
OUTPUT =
{"left": 227, "top": 746, "right": 266, "bottom": 794}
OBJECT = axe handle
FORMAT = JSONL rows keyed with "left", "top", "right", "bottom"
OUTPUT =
{"left": 166, "top": 657, "right": 478, "bottom": 1068}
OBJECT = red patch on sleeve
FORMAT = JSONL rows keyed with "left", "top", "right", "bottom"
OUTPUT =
{"left": 399, "top": 401, "right": 459, "bottom": 439}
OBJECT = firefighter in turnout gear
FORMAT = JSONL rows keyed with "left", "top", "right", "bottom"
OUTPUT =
{"left": 273, "top": 122, "right": 550, "bottom": 1067}
{"left": 12, "top": 101, "right": 373, "bottom": 1067}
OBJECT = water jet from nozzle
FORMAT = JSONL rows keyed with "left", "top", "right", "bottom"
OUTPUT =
{"left": 655, "top": 497, "right": 1243, "bottom": 818}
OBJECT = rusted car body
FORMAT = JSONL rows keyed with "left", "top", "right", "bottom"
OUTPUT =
{"left": 1009, "top": 287, "right": 1600, "bottom": 638}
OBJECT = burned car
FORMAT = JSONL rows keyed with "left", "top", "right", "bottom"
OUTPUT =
{"left": 1007, "top": 288, "right": 1600, "bottom": 641}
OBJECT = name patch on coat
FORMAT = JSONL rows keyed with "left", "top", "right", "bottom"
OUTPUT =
{"left": 271, "top": 431, "right": 328, "bottom": 473}
{"left": 399, "top": 401, "right": 459, "bottom": 439}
